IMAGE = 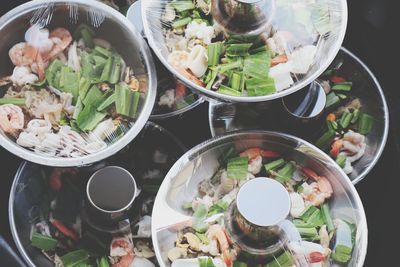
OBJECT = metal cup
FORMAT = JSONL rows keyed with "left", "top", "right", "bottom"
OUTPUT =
{"left": 84, "top": 166, "right": 137, "bottom": 232}
{"left": 225, "top": 178, "right": 290, "bottom": 263}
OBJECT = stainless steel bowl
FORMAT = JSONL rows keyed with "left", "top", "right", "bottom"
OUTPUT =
{"left": 208, "top": 47, "right": 389, "bottom": 184}
{"left": 0, "top": 0, "right": 157, "bottom": 167}
{"left": 126, "top": 0, "right": 205, "bottom": 120}
{"left": 142, "top": 0, "right": 348, "bottom": 103}
{"left": 9, "top": 121, "right": 186, "bottom": 267}
{"left": 151, "top": 131, "right": 368, "bottom": 266}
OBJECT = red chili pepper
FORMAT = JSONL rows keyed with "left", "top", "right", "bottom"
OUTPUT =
{"left": 309, "top": 252, "right": 325, "bottom": 263}
{"left": 175, "top": 81, "right": 187, "bottom": 100}
{"left": 49, "top": 171, "right": 62, "bottom": 192}
{"left": 301, "top": 167, "right": 319, "bottom": 180}
{"left": 50, "top": 219, "right": 79, "bottom": 242}
{"left": 330, "top": 76, "right": 347, "bottom": 83}
{"left": 330, "top": 140, "right": 343, "bottom": 159}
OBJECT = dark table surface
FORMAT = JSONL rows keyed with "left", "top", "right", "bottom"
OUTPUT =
{"left": 1, "top": 0, "right": 399, "bottom": 266}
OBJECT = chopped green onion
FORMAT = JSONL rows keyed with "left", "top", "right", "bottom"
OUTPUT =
{"left": 229, "top": 72, "right": 243, "bottom": 91}
{"left": 219, "top": 59, "right": 243, "bottom": 73}
{"left": 336, "top": 154, "right": 347, "bottom": 168}
{"left": 243, "top": 51, "right": 271, "bottom": 79}
{"left": 226, "top": 43, "right": 253, "bottom": 57}
{"left": 207, "top": 42, "right": 224, "bottom": 67}
{"left": 276, "top": 162, "right": 296, "bottom": 183}
{"left": 321, "top": 203, "right": 335, "bottom": 232}
{"left": 79, "top": 77, "right": 92, "bottom": 100}
{"left": 307, "top": 209, "right": 324, "bottom": 227}
{"left": 297, "top": 227, "right": 318, "bottom": 238}
{"left": 199, "top": 257, "right": 216, "bottom": 267}
{"left": 208, "top": 200, "right": 229, "bottom": 216}
{"left": 94, "top": 46, "right": 112, "bottom": 58}
{"left": 227, "top": 156, "right": 249, "bottom": 180}
{"left": 264, "top": 158, "right": 286, "bottom": 173}
{"left": 60, "top": 250, "right": 90, "bottom": 267}
{"left": 326, "top": 120, "right": 338, "bottom": 131}
{"left": 351, "top": 109, "right": 360, "bottom": 124}
{"left": 337, "top": 93, "right": 347, "bottom": 100}
{"left": 172, "top": 17, "right": 192, "bottom": 28}
{"left": 339, "top": 111, "right": 353, "bottom": 129}
{"left": 72, "top": 96, "right": 83, "bottom": 120}
{"left": 77, "top": 105, "right": 107, "bottom": 131}
{"left": 246, "top": 77, "right": 276, "bottom": 96}
{"left": 82, "top": 85, "right": 106, "bottom": 108}
{"left": 233, "top": 261, "right": 247, "bottom": 267}
{"left": 31, "top": 232, "right": 58, "bottom": 251}
{"left": 218, "top": 85, "right": 242, "bottom": 96}
{"left": 100, "top": 57, "right": 113, "bottom": 82}
{"left": 332, "top": 244, "right": 353, "bottom": 264}
{"left": 96, "top": 257, "right": 110, "bottom": 267}
{"left": 358, "top": 113, "right": 374, "bottom": 134}
{"left": 182, "top": 202, "right": 192, "bottom": 209}
{"left": 0, "top": 98, "right": 25, "bottom": 105}
{"left": 299, "top": 206, "right": 318, "bottom": 221}
{"left": 115, "top": 84, "right": 141, "bottom": 118}
{"left": 171, "top": 1, "right": 195, "bottom": 12}
{"left": 265, "top": 251, "right": 295, "bottom": 267}
{"left": 109, "top": 56, "right": 122, "bottom": 84}
{"left": 332, "top": 82, "right": 352, "bottom": 91}
{"left": 192, "top": 204, "right": 208, "bottom": 233}
{"left": 206, "top": 69, "right": 219, "bottom": 90}
{"left": 325, "top": 92, "right": 340, "bottom": 109}
{"left": 97, "top": 93, "right": 116, "bottom": 111}
{"left": 315, "top": 129, "right": 336, "bottom": 150}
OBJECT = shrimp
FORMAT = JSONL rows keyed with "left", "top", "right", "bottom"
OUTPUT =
{"left": 206, "top": 225, "right": 233, "bottom": 267}
{"left": 175, "top": 81, "right": 187, "bottom": 100}
{"left": 9, "top": 42, "right": 37, "bottom": 66}
{"left": 301, "top": 167, "right": 333, "bottom": 206}
{"left": 0, "top": 104, "right": 24, "bottom": 135}
{"left": 44, "top": 28, "right": 72, "bottom": 61}
{"left": 248, "top": 155, "right": 263, "bottom": 175}
{"left": 330, "top": 139, "right": 343, "bottom": 158}
{"left": 168, "top": 51, "right": 204, "bottom": 86}
{"left": 289, "top": 241, "right": 330, "bottom": 266}
{"left": 239, "top": 148, "right": 281, "bottom": 160}
{"left": 110, "top": 236, "right": 135, "bottom": 267}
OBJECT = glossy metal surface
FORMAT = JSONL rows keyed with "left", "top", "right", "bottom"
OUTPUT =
{"left": 9, "top": 122, "right": 186, "bottom": 267}
{"left": 209, "top": 47, "right": 389, "bottom": 184}
{"left": 126, "top": 0, "right": 204, "bottom": 120}
{"left": 142, "top": 0, "right": 348, "bottom": 103}
{"left": 0, "top": 0, "right": 157, "bottom": 167}
{"left": 151, "top": 131, "right": 367, "bottom": 267}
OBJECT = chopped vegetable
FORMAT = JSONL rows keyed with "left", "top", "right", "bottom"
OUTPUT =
{"left": 60, "top": 250, "right": 90, "bottom": 267}
{"left": 321, "top": 203, "right": 335, "bottom": 232}
{"left": 0, "top": 98, "right": 25, "bottom": 105}
{"left": 358, "top": 113, "right": 374, "bottom": 134}
{"left": 115, "top": 83, "right": 141, "bottom": 118}
{"left": 31, "top": 232, "right": 58, "bottom": 251}
{"left": 227, "top": 156, "right": 249, "bottom": 180}
{"left": 207, "top": 42, "right": 224, "bottom": 67}
{"left": 315, "top": 129, "right": 336, "bottom": 150}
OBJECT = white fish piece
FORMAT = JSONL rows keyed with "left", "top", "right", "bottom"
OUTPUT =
{"left": 16, "top": 132, "right": 40, "bottom": 148}
{"left": 10, "top": 66, "right": 38, "bottom": 86}
{"left": 26, "top": 119, "right": 52, "bottom": 137}
{"left": 289, "top": 45, "right": 317, "bottom": 74}
{"left": 187, "top": 45, "right": 208, "bottom": 78}
{"left": 269, "top": 61, "right": 294, "bottom": 91}
{"left": 185, "top": 21, "right": 215, "bottom": 45}
{"left": 129, "top": 257, "right": 155, "bottom": 267}
{"left": 290, "top": 192, "right": 305, "bottom": 218}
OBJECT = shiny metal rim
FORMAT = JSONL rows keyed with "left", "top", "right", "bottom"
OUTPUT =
{"left": 142, "top": 0, "right": 348, "bottom": 103}
{"left": 0, "top": 0, "right": 157, "bottom": 167}
{"left": 151, "top": 130, "right": 368, "bottom": 267}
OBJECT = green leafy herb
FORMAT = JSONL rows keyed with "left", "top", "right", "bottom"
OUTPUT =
{"left": 60, "top": 250, "right": 90, "bottom": 267}
{"left": 208, "top": 42, "right": 224, "bottom": 67}
{"left": 227, "top": 156, "right": 248, "bottom": 180}
{"left": 358, "top": 113, "right": 374, "bottom": 134}
{"left": 31, "top": 232, "right": 58, "bottom": 251}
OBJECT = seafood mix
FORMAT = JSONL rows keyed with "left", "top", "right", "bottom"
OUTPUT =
{"left": 156, "top": 0, "right": 336, "bottom": 97}
{"left": 167, "top": 147, "right": 357, "bottom": 267}
{"left": 0, "top": 24, "right": 146, "bottom": 158}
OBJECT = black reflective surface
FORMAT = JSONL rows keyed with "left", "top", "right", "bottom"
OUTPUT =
{"left": 1, "top": 0, "right": 399, "bottom": 266}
